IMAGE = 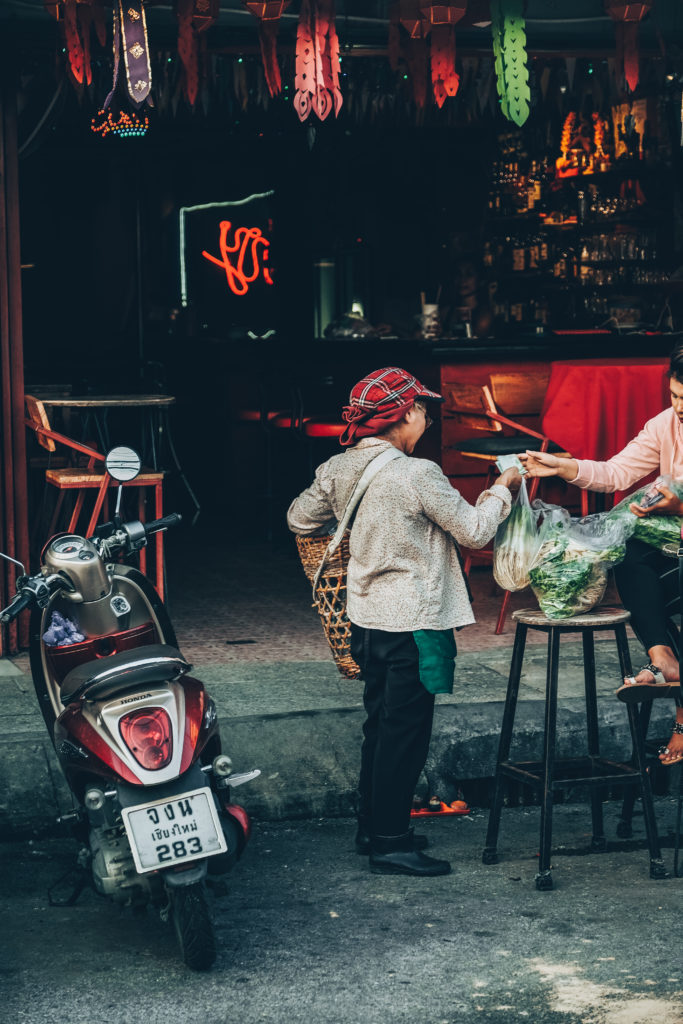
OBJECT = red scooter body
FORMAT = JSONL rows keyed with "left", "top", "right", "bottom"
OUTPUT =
{"left": 1, "top": 473, "right": 259, "bottom": 971}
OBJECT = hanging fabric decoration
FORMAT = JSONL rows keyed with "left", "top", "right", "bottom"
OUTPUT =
{"left": 294, "top": 0, "right": 343, "bottom": 123}
{"left": 399, "top": 0, "right": 428, "bottom": 39}
{"left": 420, "top": 2, "right": 467, "bottom": 107}
{"left": 490, "top": 0, "right": 530, "bottom": 126}
{"left": 605, "top": 1, "right": 654, "bottom": 93}
{"left": 104, "top": 1, "right": 153, "bottom": 109}
{"left": 393, "top": 1, "right": 428, "bottom": 110}
{"left": 175, "top": 0, "right": 219, "bottom": 107}
{"left": 243, "top": 2, "right": 291, "bottom": 98}
{"left": 44, "top": 0, "right": 106, "bottom": 87}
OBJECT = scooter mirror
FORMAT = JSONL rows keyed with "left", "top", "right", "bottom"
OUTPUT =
{"left": 105, "top": 446, "right": 142, "bottom": 483}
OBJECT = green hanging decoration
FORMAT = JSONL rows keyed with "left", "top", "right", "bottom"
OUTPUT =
{"left": 490, "top": 0, "right": 509, "bottom": 120}
{"left": 490, "top": 0, "right": 530, "bottom": 126}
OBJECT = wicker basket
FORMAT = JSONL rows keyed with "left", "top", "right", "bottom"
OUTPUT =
{"left": 295, "top": 532, "right": 361, "bottom": 680}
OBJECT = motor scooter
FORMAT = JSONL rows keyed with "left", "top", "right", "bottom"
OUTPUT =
{"left": 0, "top": 446, "right": 259, "bottom": 970}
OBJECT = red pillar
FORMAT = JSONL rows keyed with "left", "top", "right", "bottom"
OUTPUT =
{"left": 0, "top": 48, "right": 29, "bottom": 655}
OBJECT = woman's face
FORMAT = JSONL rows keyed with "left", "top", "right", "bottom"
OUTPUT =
{"left": 671, "top": 375, "right": 683, "bottom": 421}
{"left": 456, "top": 264, "right": 477, "bottom": 295}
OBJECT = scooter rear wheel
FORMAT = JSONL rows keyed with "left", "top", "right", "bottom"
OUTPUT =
{"left": 170, "top": 882, "right": 216, "bottom": 971}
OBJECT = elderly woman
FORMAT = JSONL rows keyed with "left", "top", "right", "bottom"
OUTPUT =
{"left": 287, "top": 367, "right": 520, "bottom": 877}
{"left": 522, "top": 344, "right": 683, "bottom": 767}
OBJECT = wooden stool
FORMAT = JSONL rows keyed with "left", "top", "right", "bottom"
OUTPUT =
{"left": 482, "top": 606, "right": 666, "bottom": 890}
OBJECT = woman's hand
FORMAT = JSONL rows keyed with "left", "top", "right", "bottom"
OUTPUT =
{"left": 495, "top": 467, "right": 522, "bottom": 492}
{"left": 629, "top": 483, "right": 683, "bottom": 518}
{"left": 519, "top": 450, "right": 578, "bottom": 482}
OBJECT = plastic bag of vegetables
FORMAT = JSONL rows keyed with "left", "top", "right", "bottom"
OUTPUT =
{"left": 527, "top": 504, "right": 630, "bottom": 619}
{"left": 607, "top": 474, "right": 683, "bottom": 551}
{"left": 493, "top": 478, "right": 542, "bottom": 592}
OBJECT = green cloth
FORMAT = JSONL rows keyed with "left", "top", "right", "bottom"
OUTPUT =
{"left": 412, "top": 629, "right": 457, "bottom": 695}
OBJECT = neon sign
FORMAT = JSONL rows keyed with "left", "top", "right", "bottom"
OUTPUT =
{"left": 201, "top": 221, "right": 273, "bottom": 296}
{"left": 179, "top": 192, "right": 275, "bottom": 308}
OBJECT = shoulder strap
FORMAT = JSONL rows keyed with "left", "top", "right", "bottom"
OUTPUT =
{"left": 311, "top": 447, "right": 404, "bottom": 594}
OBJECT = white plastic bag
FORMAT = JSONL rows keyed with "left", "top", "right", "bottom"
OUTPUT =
{"left": 493, "top": 479, "right": 542, "bottom": 592}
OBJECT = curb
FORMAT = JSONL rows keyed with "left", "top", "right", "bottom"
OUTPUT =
{"left": 0, "top": 695, "right": 673, "bottom": 838}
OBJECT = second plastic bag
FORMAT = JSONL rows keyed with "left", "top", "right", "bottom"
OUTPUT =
{"left": 527, "top": 503, "right": 631, "bottom": 619}
{"left": 607, "top": 475, "right": 683, "bottom": 551}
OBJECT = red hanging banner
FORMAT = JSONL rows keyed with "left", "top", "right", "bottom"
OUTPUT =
{"left": 244, "top": 1, "right": 291, "bottom": 98}
{"left": 395, "top": 1, "right": 466, "bottom": 108}
{"left": 176, "top": 0, "right": 218, "bottom": 106}
{"left": 294, "top": 0, "right": 342, "bottom": 122}
{"left": 605, "top": 0, "right": 654, "bottom": 93}
{"left": 47, "top": 0, "right": 108, "bottom": 88}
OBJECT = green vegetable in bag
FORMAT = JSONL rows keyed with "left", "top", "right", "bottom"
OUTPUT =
{"left": 527, "top": 507, "right": 628, "bottom": 619}
{"left": 607, "top": 475, "right": 683, "bottom": 551}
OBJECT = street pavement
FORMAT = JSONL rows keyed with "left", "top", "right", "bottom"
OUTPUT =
{"left": 3, "top": 800, "right": 683, "bottom": 1024}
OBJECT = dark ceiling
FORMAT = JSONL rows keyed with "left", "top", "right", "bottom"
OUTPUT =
{"left": 2, "top": 1, "right": 683, "bottom": 53}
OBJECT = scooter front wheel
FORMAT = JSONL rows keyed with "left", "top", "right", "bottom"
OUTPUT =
{"left": 169, "top": 882, "right": 216, "bottom": 971}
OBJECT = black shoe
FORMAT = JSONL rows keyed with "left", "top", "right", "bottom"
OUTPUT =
{"left": 355, "top": 825, "right": 428, "bottom": 855}
{"left": 370, "top": 848, "right": 451, "bottom": 877}
{"left": 369, "top": 832, "right": 450, "bottom": 877}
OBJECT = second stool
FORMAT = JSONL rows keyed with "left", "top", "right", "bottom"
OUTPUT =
{"left": 482, "top": 606, "right": 666, "bottom": 890}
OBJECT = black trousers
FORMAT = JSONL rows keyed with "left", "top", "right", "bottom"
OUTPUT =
{"left": 350, "top": 624, "right": 435, "bottom": 839}
{"left": 613, "top": 537, "right": 678, "bottom": 651}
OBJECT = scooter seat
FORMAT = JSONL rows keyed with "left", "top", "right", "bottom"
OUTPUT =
{"left": 60, "top": 644, "right": 192, "bottom": 706}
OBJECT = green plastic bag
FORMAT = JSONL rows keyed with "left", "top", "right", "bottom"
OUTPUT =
{"left": 607, "top": 476, "right": 683, "bottom": 551}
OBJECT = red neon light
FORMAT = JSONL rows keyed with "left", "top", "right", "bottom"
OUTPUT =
{"left": 202, "top": 220, "right": 274, "bottom": 295}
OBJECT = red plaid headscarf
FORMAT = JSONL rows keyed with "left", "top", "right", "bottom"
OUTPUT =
{"left": 339, "top": 367, "right": 443, "bottom": 447}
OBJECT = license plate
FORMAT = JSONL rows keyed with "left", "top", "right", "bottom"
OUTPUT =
{"left": 121, "top": 787, "right": 228, "bottom": 873}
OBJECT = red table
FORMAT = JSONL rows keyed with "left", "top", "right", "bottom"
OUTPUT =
{"left": 541, "top": 357, "right": 669, "bottom": 462}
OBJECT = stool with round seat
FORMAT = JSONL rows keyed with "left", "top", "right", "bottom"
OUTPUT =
{"left": 482, "top": 605, "right": 665, "bottom": 890}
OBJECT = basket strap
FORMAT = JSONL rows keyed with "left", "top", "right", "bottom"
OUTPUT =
{"left": 311, "top": 447, "right": 404, "bottom": 594}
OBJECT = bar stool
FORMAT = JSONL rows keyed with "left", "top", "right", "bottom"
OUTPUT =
{"left": 25, "top": 395, "right": 166, "bottom": 598}
{"left": 482, "top": 606, "right": 666, "bottom": 890}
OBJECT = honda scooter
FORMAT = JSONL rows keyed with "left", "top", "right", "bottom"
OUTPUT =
{"left": 0, "top": 446, "right": 259, "bottom": 970}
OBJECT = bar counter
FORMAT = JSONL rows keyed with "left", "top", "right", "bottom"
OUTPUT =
{"left": 219, "top": 329, "right": 682, "bottom": 512}
{"left": 219, "top": 329, "right": 682, "bottom": 370}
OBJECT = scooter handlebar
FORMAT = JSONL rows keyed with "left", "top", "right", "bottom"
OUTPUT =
{"left": 144, "top": 513, "right": 182, "bottom": 536}
{"left": 0, "top": 589, "right": 35, "bottom": 625}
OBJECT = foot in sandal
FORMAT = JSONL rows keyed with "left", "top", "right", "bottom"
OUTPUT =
{"left": 659, "top": 718, "right": 683, "bottom": 766}
{"left": 616, "top": 645, "right": 680, "bottom": 704}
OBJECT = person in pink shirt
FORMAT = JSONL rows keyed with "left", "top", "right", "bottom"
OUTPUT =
{"left": 522, "top": 343, "right": 683, "bottom": 766}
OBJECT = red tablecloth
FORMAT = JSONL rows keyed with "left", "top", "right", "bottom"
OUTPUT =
{"left": 541, "top": 357, "right": 670, "bottom": 463}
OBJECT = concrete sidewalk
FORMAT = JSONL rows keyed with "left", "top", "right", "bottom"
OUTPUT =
{"left": 0, "top": 632, "right": 674, "bottom": 837}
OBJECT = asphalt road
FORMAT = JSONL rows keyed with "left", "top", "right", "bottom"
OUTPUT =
{"left": 3, "top": 801, "right": 683, "bottom": 1024}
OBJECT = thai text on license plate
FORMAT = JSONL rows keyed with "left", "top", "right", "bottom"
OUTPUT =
{"left": 121, "top": 787, "right": 227, "bottom": 873}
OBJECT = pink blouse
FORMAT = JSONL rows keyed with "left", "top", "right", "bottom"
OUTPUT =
{"left": 572, "top": 407, "right": 683, "bottom": 492}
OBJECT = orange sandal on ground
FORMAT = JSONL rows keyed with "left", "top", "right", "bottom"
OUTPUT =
{"left": 659, "top": 722, "right": 683, "bottom": 766}
{"left": 615, "top": 663, "right": 680, "bottom": 704}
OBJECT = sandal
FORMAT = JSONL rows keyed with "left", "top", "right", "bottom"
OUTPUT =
{"left": 659, "top": 723, "right": 683, "bottom": 767}
{"left": 615, "top": 663, "right": 680, "bottom": 704}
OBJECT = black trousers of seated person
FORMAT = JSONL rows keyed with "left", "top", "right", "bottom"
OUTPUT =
{"left": 350, "top": 624, "right": 435, "bottom": 839}
{"left": 613, "top": 537, "right": 678, "bottom": 652}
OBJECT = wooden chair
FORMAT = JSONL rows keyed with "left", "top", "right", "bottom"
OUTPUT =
{"left": 24, "top": 395, "right": 167, "bottom": 598}
{"left": 444, "top": 370, "right": 585, "bottom": 633}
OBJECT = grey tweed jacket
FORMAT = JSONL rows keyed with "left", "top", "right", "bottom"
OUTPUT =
{"left": 287, "top": 437, "right": 511, "bottom": 632}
